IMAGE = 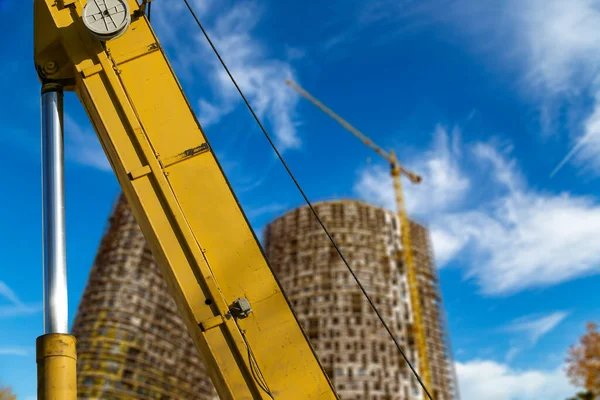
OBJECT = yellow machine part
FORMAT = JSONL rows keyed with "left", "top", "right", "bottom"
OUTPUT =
{"left": 34, "top": 1, "right": 338, "bottom": 399}
{"left": 391, "top": 159, "right": 433, "bottom": 397}
{"left": 36, "top": 334, "right": 77, "bottom": 400}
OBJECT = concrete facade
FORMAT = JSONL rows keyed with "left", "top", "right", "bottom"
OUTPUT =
{"left": 71, "top": 194, "right": 217, "bottom": 400}
{"left": 263, "top": 200, "right": 458, "bottom": 400}
{"left": 72, "top": 195, "right": 457, "bottom": 399}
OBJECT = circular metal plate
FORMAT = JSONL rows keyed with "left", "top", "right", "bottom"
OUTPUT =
{"left": 82, "top": 0, "right": 131, "bottom": 41}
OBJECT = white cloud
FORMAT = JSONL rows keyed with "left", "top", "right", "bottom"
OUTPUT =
{"left": 154, "top": 1, "right": 301, "bottom": 151}
{"left": 354, "top": 125, "right": 470, "bottom": 218}
{"left": 570, "top": 94, "right": 600, "bottom": 174}
{"left": 517, "top": 0, "right": 600, "bottom": 95}
{"left": 354, "top": 0, "right": 600, "bottom": 174}
{"left": 355, "top": 126, "right": 600, "bottom": 295}
{"left": 504, "top": 312, "right": 569, "bottom": 344}
{"left": 501, "top": 311, "right": 569, "bottom": 363}
{"left": 0, "top": 304, "right": 41, "bottom": 318}
{"left": 429, "top": 228, "right": 468, "bottom": 266}
{"left": 197, "top": 99, "right": 230, "bottom": 127}
{"left": 516, "top": 0, "right": 600, "bottom": 175}
{"left": 0, "top": 347, "right": 33, "bottom": 357}
{"left": 0, "top": 281, "right": 21, "bottom": 305}
{"left": 455, "top": 0, "right": 600, "bottom": 174}
{"left": 285, "top": 46, "right": 306, "bottom": 61}
{"left": 0, "top": 281, "right": 41, "bottom": 318}
{"left": 456, "top": 359, "right": 575, "bottom": 400}
{"left": 436, "top": 144, "right": 600, "bottom": 295}
{"left": 64, "top": 114, "right": 111, "bottom": 172}
{"left": 245, "top": 203, "right": 288, "bottom": 219}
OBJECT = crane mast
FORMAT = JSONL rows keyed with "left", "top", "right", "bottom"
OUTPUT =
{"left": 285, "top": 80, "right": 433, "bottom": 397}
{"left": 33, "top": 1, "right": 338, "bottom": 399}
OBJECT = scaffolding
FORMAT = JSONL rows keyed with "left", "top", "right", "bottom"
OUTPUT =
{"left": 71, "top": 194, "right": 218, "bottom": 400}
{"left": 264, "top": 200, "right": 458, "bottom": 400}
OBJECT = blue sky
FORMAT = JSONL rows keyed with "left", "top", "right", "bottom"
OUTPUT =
{"left": 1, "top": 0, "right": 599, "bottom": 398}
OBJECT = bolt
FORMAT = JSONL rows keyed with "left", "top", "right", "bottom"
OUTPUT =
{"left": 44, "top": 61, "right": 58, "bottom": 75}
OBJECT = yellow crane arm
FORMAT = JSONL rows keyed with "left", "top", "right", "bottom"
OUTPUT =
{"left": 285, "top": 80, "right": 432, "bottom": 397}
{"left": 285, "top": 80, "right": 422, "bottom": 184}
{"left": 34, "top": 1, "right": 337, "bottom": 399}
{"left": 285, "top": 80, "right": 392, "bottom": 161}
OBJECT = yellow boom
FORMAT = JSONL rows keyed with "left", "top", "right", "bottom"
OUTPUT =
{"left": 34, "top": 1, "right": 338, "bottom": 399}
{"left": 285, "top": 79, "right": 432, "bottom": 397}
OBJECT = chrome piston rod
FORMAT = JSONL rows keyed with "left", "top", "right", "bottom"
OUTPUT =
{"left": 41, "top": 84, "right": 68, "bottom": 334}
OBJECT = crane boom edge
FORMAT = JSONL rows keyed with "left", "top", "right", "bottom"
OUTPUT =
{"left": 34, "top": 1, "right": 339, "bottom": 399}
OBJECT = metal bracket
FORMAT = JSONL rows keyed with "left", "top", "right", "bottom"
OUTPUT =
{"left": 229, "top": 298, "right": 252, "bottom": 319}
{"left": 128, "top": 165, "right": 151, "bottom": 181}
{"left": 134, "top": 0, "right": 153, "bottom": 19}
{"left": 58, "top": 0, "right": 77, "bottom": 8}
{"left": 161, "top": 143, "right": 211, "bottom": 169}
{"left": 199, "top": 315, "right": 225, "bottom": 332}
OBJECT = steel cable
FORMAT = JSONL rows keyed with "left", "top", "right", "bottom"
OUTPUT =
{"left": 179, "top": 1, "right": 434, "bottom": 399}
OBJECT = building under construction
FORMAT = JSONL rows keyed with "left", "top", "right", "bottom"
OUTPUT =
{"left": 72, "top": 195, "right": 457, "bottom": 399}
{"left": 70, "top": 194, "right": 217, "bottom": 399}
{"left": 263, "top": 200, "right": 458, "bottom": 400}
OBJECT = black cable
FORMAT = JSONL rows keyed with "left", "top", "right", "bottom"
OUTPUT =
{"left": 234, "top": 319, "right": 275, "bottom": 399}
{"left": 147, "top": 1, "right": 152, "bottom": 21}
{"left": 180, "top": 1, "right": 434, "bottom": 399}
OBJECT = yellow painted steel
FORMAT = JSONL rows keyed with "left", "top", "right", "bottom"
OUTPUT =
{"left": 390, "top": 151, "right": 432, "bottom": 398}
{"left": 286, "top": 80, "right": 433, "bottom": 397}
{"left": 36, "top": 334, "right": 77, "bottom": 400}
{"left": 34, "top": 1, "right": 338, "bottom": 399}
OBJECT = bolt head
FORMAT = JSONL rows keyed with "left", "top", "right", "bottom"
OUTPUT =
{"left": 44, "top": 61, "right": 58, "bottom": 74}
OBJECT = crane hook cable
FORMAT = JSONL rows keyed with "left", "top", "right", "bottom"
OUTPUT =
{"left": 180, "top": 1, "right": 434, "bottom": 399}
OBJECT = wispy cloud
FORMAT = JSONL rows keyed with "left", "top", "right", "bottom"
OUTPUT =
{"left": 355, "top": 126, "right": 600, "bottom": 295}
{"left": 442, "top": 144, "right": 600, "bottom": 295}
{"left": 340, "top": 0, "right": 600, "bottom": 175}
{"left": 0, "top": 281, "right": 21, "bottom": 305}
{"left": 504, "top": 312, "right": 569, "bottom": 344}
{"left": 64, "top": 114, "right": 111, "bottom": 172}
{"left": 501, "top": 311, "right": 569, "bottom": 362}
{"left": 449, "top": 0, "right": 600, "bottom": 175}
{"left": 517, "top": 0, "right": 600, "bottom": 176}
{"left": 245, "top": 203, "right": 288, "bottom": 219}
{"left": 154, "top": 0, "right": 302, "bottom": 151}
{"left": 354, "top": 125, "right": 470, "bottom": 218}
{"left": 0, "top": 346, "right": 33, "bottom": 357}
{"left": 0, "top": 281, "right": 41, "bottom": 318}
{"left": 456, "top": 359, "right": 575, "bottom": 400}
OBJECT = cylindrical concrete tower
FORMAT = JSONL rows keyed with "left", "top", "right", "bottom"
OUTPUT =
{"left": 71, "top": 194, "right": 217, "bottom": 399}
{"left": 263, "top": 200, "right": 458, "bottom": 400}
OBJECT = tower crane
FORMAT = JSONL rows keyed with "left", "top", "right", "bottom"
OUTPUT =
{"left": 285, "top": 79, "right": 433, "bottom": 397}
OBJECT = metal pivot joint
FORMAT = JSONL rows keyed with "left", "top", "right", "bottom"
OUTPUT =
{"left": 39, "top": 83, "right": 77, "bottom": 400}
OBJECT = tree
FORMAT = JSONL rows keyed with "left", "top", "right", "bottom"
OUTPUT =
{"left": 566, "top": 391, "right": 594, "bottom": 400}
{"left": 566, "top": 322, "right": 600, "bottom": 397}
{"left": 0, "top": 386, "right": 16, "bottom": 400}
